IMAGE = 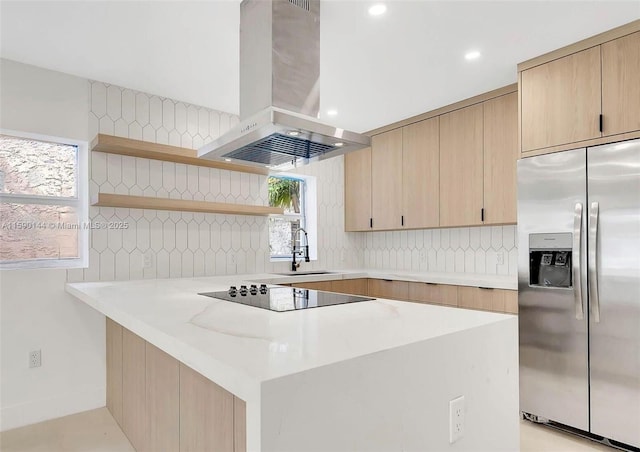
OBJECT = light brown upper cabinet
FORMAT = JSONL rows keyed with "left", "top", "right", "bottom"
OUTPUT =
{"left": 520, "top": 46, "right": 602, "bottom": 153}
{"left": 402, "top": 117, "right": 439, "bottom": 228}
{"left": 344, "top": 85, "right": 518, "bottom": 231}
{"left": 602, "top": 31, "right": 640, "bottom": 137}
{"left": 519, "top": 22, "right": 640, "bottom": 155}
{"left": 483, "top": 92, "right": 518, "bottom": 224}
{"left": 439, "top": 103, "right": 485, "bottom": 227}
{"left": 344, "top": 147, "right": 372, "bottom": 231}
{"left": 371, "top": 129, "right": 403, "bottom": 230}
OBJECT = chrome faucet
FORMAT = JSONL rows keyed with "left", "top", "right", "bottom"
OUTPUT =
{"left": 291, "top": 227, "right": 310, "bottom": 271}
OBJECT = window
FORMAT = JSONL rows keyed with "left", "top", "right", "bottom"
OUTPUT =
{"left": 268, "top": 174, "right": 317, "bottom": 261}
{"left": 0, "top": 130, "right": 88, "bottom": 269}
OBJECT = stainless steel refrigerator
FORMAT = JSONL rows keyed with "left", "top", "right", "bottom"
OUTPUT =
{"left": 518, "top": 139, "right": 640, "bottom": 449}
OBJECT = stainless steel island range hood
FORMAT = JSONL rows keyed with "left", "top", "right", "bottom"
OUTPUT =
{"left": 197, "top": 0, "right": 371, "bottom": 169}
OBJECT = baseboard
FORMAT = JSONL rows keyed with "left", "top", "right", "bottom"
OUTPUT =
{"left": 0, "top": 385, "right": 105, "bottom": 432}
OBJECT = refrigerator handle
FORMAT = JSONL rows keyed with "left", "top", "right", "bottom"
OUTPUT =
{"left": 573, "top": 202, "right": 585, "bottom": 320}
{"left": 589, "top": 201, "right": 600, "bottom": 323}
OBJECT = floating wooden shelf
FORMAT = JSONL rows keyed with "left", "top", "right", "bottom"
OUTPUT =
{"left": 91, "top": 193, "right": 284, "bottom": 216}
{"left": 90, "top": 134, "right": 269, "bottom": 176}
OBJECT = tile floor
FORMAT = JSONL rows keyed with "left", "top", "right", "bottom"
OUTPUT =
{"left": 0, "top": 408, "right": 618, "bottom": 452}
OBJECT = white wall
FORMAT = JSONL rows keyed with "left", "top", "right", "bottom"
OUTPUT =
{"left": 0, "top": 59, "right": 104, "bottom": 431}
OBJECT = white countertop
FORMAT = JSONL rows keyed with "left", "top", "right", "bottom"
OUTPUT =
{"left": 66, "top": 272, "right": 515, "bottom": 404}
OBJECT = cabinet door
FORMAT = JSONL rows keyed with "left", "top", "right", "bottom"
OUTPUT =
{"left": 402, "top": 117, "right": 439, "bottom": 228}
{"left": 146, "top": 342, "right": 180, "bottom": 452}
{"left": 458, "top": 287, "right": 515, "bottom": 313}
{"left": 408, "top": 282, "right": 458, "bottom": 306}
{"left": 106, "top": 318, "right": 123, "bottom": 428}
{"left": 371, "top": 129, "right": 403, "bottom": 230}
{"left": 330, "top": 278, "right": 369, "bottom": 296}
{"left": 344, "top": 147, "right": 372, "bottom": 231}
{"left": 179, "top": 363, "right": 235, "bottom": 452}
{"left": 122, "top": 329, "right": 147, "bottom": 451}
{"left": 602, "top": 31, "right": 640, "bottom": 136}
{"left": 504, "top": 290, "right": 518, "bottom": 314}
{"left": 521, "top": 46, "right": 602, "bottom": 152}
{"left": 367, "top": 279, "right": 409, "bottom": 300}
{"left": 440, "top": 104, "right": 484, "bottom": 227}
{"left": 291, "top": 281, "right": 333, "bottom": 291}
{"left": 483, "top": 92, "right": 518, "bottom": 224}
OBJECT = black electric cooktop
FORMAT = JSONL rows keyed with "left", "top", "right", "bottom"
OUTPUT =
{"left": 199, "top": 285, "right": 374, "bottom": 312}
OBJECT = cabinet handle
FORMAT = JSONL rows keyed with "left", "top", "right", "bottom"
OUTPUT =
{"left": 599, "top": 114, "right": 603, "bottom": 133}
{"left": 383, "top": 279, "right": 393, "bottom": 282}
{"left": 425, "top": 282, "right": 437, "bottom": 286}
{"left": 479, "top": 287, "right": 494, "bottom": 290}
{"left": 401, "top": 215, "right": 404, "bottom": 226}
{"left": 370, "top": 218, "right": 373, "bottom": 228}
{"left": 481, "top": 208, "right": 485, "bottom": 222}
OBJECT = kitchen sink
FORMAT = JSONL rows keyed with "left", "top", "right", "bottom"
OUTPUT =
{"left": 274, "top": 270, "right": 335, "bottom": 276}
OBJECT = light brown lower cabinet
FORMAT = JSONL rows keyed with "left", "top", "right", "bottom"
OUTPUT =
{"left": 179, "top": 363, "right": 235, "bottom": 452}
{"left": 330, "top": 278, "right": 369, "bottom": 296}
{"left": 457, "top": 286, "right": 518, "bottom": 314}
{"left": 106, "top": 319, "right": 246, "bottom": 452}
{"left": 291, "top": 278, "right": 369, "bottom": 296}
{"left": 407, "top": 282, "right": 458, "bottom": 307}
{"left": 287, "top": 279, "right": 517, "bottom": 314}
{"left": 367, "top": 279, "right": 409, "bottom": 300}
{"left": 122, "top": 329, "right": 146, "bottom": 451}
{"left": 146, "top": 343, "right": 179, "bottom": 452}
{"left": 291, "top": 281, "right": 333, "bottom": 291}
{"left": 106, "top": 319, "right": 123, "bottom": 427}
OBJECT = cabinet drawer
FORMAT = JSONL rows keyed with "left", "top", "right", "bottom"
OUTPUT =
{"left": 367, "top": 279, "right": 409, "bottom": 300}
{"left": 330, "top": 278, "right": 369, "bottom": 296}
{"left": 407, "top": 282, "right": 458, "bottom": 307}
{"left": 291, "top": 281, "right": 333, "bottom": 291}
{"left": 458, "top": 287, "right": 517, "bottom": 313}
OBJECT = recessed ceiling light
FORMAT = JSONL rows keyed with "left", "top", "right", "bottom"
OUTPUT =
{"left": 287, "top": 131, "right": 300, "bottom": 136}
{"left": 334, "top": 142, "right": 344, "bottom": 147}
{"left": 224, "top": 158, "right": 232, "bottom": 162}
{"left": 368, "top": 4, "right": 386, "bottom": 16}
{"left": 465, "top": 50, "right": 481, "bottom": 61}
{"left": 327, "top": 109, "right": 338, "bottom": 116}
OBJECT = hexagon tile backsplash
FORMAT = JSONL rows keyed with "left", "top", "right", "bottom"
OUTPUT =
{"left": 362, "top": 226, "right": 518, "bottom": 276}
{"left": 68, "top": 80, "right": 516, "bottom": 283}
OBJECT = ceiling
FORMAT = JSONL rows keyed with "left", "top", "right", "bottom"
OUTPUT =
{"left": 1, "top": 1, "right": 638, "bottom": 133}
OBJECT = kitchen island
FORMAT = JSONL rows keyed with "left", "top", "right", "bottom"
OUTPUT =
{"left": 66, "top": 273, "right": 519, "bottom": 451}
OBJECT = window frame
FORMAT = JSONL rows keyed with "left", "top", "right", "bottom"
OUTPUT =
{"left": 0, "top": 129, "right": 89, "bottom": 270}
{"left": 268, "top": 173, "right": 317, "bottom": 262}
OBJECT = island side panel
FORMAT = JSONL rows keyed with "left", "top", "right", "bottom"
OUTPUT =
{"left": 260, "top": 316, "right": 519, "bottom": 452}
{"left": 106, "top": 318, "right": 123, "bottom": 427}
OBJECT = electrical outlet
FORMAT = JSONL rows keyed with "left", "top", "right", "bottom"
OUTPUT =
{"left": 497, "top": 251, "right": 505, "bottom": 265}
{"left": 143, "top": 251, "right": 154, "bottom": 269}
{"left": 29, "top": 350, "right": 42, "bottom": 368}
{"left": 449, "top": 395, "right": 465, "bottom": 443}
